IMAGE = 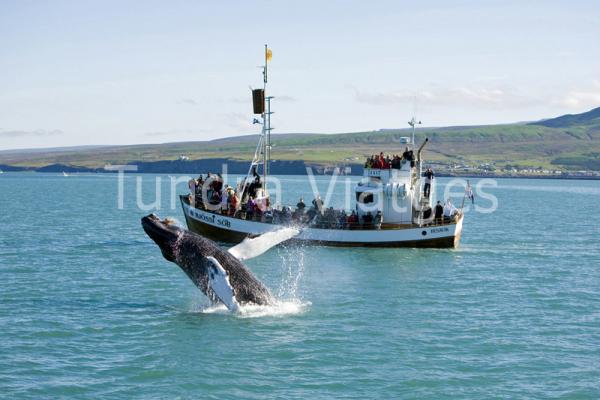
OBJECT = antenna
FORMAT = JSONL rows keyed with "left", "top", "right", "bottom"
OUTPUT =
{"left": 407, "top": 96, "right": 422, "bottom": 145}
{"left": 408, "top": 117, "right": 422, "bottom": 146}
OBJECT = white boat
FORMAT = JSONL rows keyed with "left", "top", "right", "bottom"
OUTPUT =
{"left": 62, "top": 171, "right": 69, "bottom": 177}
{"left": 180, "top": 46, "right": 465, "bottom": 248}
{"left": 181, "top": 197, "right": 463, "bottom": 248}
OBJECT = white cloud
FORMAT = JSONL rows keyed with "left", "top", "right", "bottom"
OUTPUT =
{"left": 177, "top": 98, "right": 198, "bottom": 106}
{"left": 144, "top": 128, "right": 210, "bottom": 137}
{"left": 224, "top": 112, "right": 252, "bottom": 131}
{"left": 559, "top": 80, "right": 600, "bottom": 109}
{"left": 0, "top": 129, "right": 63, "bottom": 138}
{"left": 274, "top": 95, "right": 297, "bottom": 102}
{"left": 352, "top": 84, "right": 540, "bottom": 109}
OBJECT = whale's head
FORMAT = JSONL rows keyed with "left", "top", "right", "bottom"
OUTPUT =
{"left": 141, "top": 214, "right": 182, "bottom": 262}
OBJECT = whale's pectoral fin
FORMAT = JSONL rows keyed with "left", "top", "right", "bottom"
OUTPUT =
{"left": 206, "top": 256, "right": 240, "bottom": 312}
{"left": 227, "top": 227, "right": 300, "bottom": 261}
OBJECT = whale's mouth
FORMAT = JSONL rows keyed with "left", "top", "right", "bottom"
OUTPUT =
{"left": 141, "top": 214, "right": 180, "bottom": 262}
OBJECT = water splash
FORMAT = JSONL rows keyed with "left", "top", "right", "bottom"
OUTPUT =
{"left": 190, "top": 243, "right": 310, "bottom": 318}
{"left": 200, "top": 299, "right": 310, "bottom": 318}
{"left": 275, "top": 243, "right": 306, "bottom": 300}
{"left": 163, "top": 217, "right": 184, "bottom": 228}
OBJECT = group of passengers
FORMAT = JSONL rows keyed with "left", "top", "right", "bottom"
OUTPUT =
{"left": 189, "top": 170, "right": 276, "bottom": 221}
{"left": 433, "top": 199, "right": 458, "bottom": 224}
{"left": 188, "top": 172, "right": 239, "bottom": 216}
{"left": 306, "top": 200, "right": 383, "bottom": 230}
{"left": 188, "top": 171, "right": 459, "bottom": 228}
{"left": 365, "top": 147, "right": 415, "bottom": 170}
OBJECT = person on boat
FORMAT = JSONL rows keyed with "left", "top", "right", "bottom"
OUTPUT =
{"left": 423, "top": 167, "right": 434, "bottom": 198}
{"left": 247, "top": 181, "right": 256, "bottom": 199}
{"left": 306, "top": 205, "right": 318, "bottom": 222}
{"left": 252, "top": 166, "right": 261, "bottom": 183}
{"left": 348, "top": 210, "right": 359, "bottom": 229}
{"left": 282, "top": 206, "right": 292, "bottom": 224}
{"left": 246, "top": 197, "right": 256, "bottom": 220}
{"left": 362, "top": 211, "right": 374, "bottom": 228}
{"left": 337, "top": 211, "right": 348, "bottom": 229}
{"left": 292, "top": 207, "right": 303, "bottom": 223}
{"left": 207, "top": 173, "right": 216, "bottom": 194}
{"left": 220, "top": 188, "right": 229, "bottom": 214}
{"left": 381, "top": 156, "right": 390, "bottom": 169}
{"left": 197, "top": 179, "right": 206, "bottom": 208}
{"left": 244, "top": 166, "right": 261, "bottom": 199}
{"left": 253, "top": 166, "right": 262, "bottom": 187}
{"left": 296, "top": 198, "right": 306, "bottom": 211}
{"left": 272, "top": 207, "right": 281, "bottom": 224}
{"left": 434, "top": 201, "right": 444, "bottom": 224}
{"left": 324, "top": 207, "right": 336, "bottom": 228}
{"left": 188, "top": 178, "right": 197, "bottom": 208}
{"left": 254, "top": 206, "right": 263, "bottom": 222}
{"left": 374, "top": 210, "right": 383, "bottom": 229}
{"left": 443, "top": 199, "right": 458, "bottom": 223}
{"left": 312, "top": 196, "right": 324, "bottom": 213}
{"left": 188, "top": 178, "right": 196, "bottom": 195}
{"left": 211, "top": 190, "right": 221, "bottom": 206}
{"left": 204, "top": 173, "right": 215, "bottom": 203}
{"left": 229, "top": 191, "right": 238, "bottom": 216}
{"left": 263, "top": 208, "right": 273, "bottom": 224}
{"left": 402, "top": 147, "right": 410, "bottom": 162}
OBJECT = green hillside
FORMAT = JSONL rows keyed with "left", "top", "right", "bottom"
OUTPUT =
{"left": 2, "top": 107, "right": 600, "bottom": 172}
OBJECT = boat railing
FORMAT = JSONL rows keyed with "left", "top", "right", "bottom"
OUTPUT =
{"left": 182, "top": 194, "right": 460, "bottom": 230}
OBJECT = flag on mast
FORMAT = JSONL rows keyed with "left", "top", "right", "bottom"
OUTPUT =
{"left": 266, "top": 48, "right": 272, "bottom": 62}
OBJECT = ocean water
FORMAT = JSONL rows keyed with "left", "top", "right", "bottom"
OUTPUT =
{"left": 0, "top": 172, "right": 599, "bottom": 399}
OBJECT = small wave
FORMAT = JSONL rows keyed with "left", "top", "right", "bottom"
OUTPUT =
{"left": 494, "top": 184, "right": 600, "bottom": 195}
{"left": 200, "top": 299, "right": 310, "bottom": 318}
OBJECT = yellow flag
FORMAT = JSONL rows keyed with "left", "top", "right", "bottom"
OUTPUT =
{"left": 266, "top": 48, "right": 272, "bottom": 62}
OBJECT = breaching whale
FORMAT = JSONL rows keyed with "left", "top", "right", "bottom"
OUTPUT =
{"left": 141, "top": 214, "right": 298, "bottom": 311}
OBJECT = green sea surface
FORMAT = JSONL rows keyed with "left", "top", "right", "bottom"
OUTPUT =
{"left": 0, "top": 173, "right": 599, "bottom": 399}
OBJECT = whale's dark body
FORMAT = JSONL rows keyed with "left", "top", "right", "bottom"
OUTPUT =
{"left": 141, "top": 214, "right": 272, "bottom": 306}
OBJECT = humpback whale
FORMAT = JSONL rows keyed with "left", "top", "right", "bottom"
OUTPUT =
{"left": 141, "top": 214, "right": 298, "bottom": 311}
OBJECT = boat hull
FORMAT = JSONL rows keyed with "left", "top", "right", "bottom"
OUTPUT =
{"left": 180, "top": 196, "right": 463, "bottom": 248}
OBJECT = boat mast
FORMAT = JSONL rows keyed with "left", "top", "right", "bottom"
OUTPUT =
{"left": 240, "top": 46, "right": 272, "bottom": 201}
{"left": 262, "top": 44, "right": 273, "bottom": 197}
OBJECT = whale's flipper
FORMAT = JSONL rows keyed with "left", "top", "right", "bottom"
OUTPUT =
{"left": 227, "top": 227, "right": 300, "bottom": 261}
{"left": 206, "top": 256, "right": 240, "bottom": 312}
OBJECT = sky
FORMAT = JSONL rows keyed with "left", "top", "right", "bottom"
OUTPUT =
{"left": 1, "top": 0, "right": 599, "bottom": 150}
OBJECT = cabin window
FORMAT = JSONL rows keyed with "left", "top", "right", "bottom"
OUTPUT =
{"left": 356, "top": 192, "right": 374, "bottom": 204}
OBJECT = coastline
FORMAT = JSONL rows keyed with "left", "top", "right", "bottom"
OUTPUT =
{"left": 1, "top": 160, "right": 598, "bottom": 180}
